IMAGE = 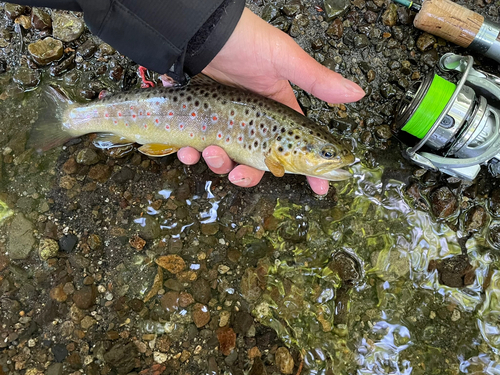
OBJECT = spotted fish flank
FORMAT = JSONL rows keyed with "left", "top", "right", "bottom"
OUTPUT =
{"left": 30, "top": 77, "right": 355, "bottom": 181}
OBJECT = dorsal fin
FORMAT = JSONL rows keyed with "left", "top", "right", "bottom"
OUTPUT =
{"left": 189, "top": 74, "right": 219, "bottom": 86}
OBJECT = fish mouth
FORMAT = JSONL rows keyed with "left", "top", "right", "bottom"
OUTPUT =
{"left": 319, "top": 168, "right": 352, "bottom": 181}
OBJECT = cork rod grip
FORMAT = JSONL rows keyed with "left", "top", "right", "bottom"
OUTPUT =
{"left": 414, "top": 0, "right": 484, "bottom": 48}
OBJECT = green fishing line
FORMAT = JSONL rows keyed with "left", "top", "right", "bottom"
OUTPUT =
{"left": 402, "top": 74, "right": 456, "bottom": 139}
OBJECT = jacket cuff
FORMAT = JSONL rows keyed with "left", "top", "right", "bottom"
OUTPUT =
{"left": 184, "top": 0, "right": 245, "bottom": 76}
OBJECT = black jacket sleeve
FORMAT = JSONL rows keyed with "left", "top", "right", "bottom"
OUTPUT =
{"left": 9, "top": 0, "right": 245, "bottom": 82}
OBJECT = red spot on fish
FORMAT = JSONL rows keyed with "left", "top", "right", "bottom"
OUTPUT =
{"left": 202, "top": 136, "right": 205, "bottom": 141}
{"left": 212, "top": 116, "right": 218, "bottom": 121}
{"left": 180, "top": 124, "right": 184, "bottom": 129}
{"left": 218, "top": 133, "right": 222, "bottom": 138}
{"left": 139, "top": 112, "right": 143, "bottom": 116}
{"left": 114, "top": 120, "right": 118, "bottom": 124}
{"left": 168, "top": 112, "right": 173, "bottom": 116}
{"left": 263, "top": 128, "right": 267, "bottom": 133}
{"left": 130, "top": 106, "right": 134, "bottom": 110}
{"left": 165, "top": 125, "right": 170, "bottom": 130}
{"left": 230, "top": 110, "right": 235, "bottom": 116}
{"left": 191, "top": 112, "right": 196, "bottom": 117}
{"left": 132, "top": 115, "right": 136, "bottom": 118}
{"left": 144, "top": 124, "right": 147, "bottom": 129}
{"left": 125, "top": 123, "right": 129, "bottom": 127}
{"left": 147, "top": 112, "right": 150, "bottom": 116}
{"left": 183, "top": 104, "right": 186, "bottom": 109}
{"left": 241, "top": 122, "right": 245, "bottom": 127}
{"left": 202, "top": 125, "right": 207, "bottom": 131}
{"left": 226, "top": 137, "right": 230, "bottom": 142}
{"left": 229, "top": 120, "right": 234, "bottom": 126}
{"left": 238, "top": 136, "right": 243, "bottom": 141}
{"left": 155, "top": 101, "right": 160, "bottom": 105}
{"left": 105, "top": 113, "right": 109, "bottom": 117}
{"left": 190, "top": 133, "right": 194, "bottom": 138}
{"left": 155, "top": 119, "right": 159, "bottom": 123}
{"left": 118, "top": 113, "right": 122, "bottom": 117}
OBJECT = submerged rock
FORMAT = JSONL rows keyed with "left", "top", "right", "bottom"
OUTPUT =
{"left": 428, "top": 255, "right": 475, "bottom": 287}
{"left": 52, "top": 13, "right": 84, "bottom": 42}
{"left": 7, "top": 213, "right": 35, "bottom": 260}
{"left": 429, "top": 186, "right": 458, "bottom": 219}
{"left": 324, "top": 0, "right": 350, "bottom": 20}
{"left": 28, "top": 37, "right": 63, "bottom": 65}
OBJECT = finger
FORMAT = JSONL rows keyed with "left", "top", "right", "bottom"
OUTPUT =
{"left": 280, "top": 39, "right": 365, "bottom": 104}
{"left": 265, "top": 80, "right": 304, "bottom": 114}
{"left": 306, "top": 176, "right": 329, "bottom": 195}
{"left": 202, "top": 145, "right": 235, "bottom": 174}
{"left": 228, "top": 165, "right": 265, "bottom": 187}
{"left": 177, "top": 147, "right": 201, "bottom": 165}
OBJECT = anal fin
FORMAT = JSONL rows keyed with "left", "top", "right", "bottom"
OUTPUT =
{"left": 138, "top": 144, "right": 180, "bottom": 157}
{"left": 265, "top": 155, "right": 285, "bottom": 177}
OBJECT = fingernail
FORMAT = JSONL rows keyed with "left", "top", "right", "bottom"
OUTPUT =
{"left": 230, "top": 177, "right": 252, "bottom": 187}
{"left": 204, "top": 155, "right": 224, "bottom": 168}
{"left": 342, "top": 79, "right": 365, "bottom": 97}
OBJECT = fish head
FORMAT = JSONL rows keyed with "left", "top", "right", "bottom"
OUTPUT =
{"left": 267, "top": 133, "right": 355, "bottom": 181}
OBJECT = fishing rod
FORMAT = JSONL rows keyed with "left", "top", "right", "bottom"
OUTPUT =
{"left": 393, "top": 0, "right": 500, "bottom": 64}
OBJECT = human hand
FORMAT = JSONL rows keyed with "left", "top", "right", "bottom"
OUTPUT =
{"left": 178, "top": 8, "right": 365, "bottom": 195}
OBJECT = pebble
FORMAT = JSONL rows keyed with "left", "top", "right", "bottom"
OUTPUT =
{"left": 39, "top": 238, "right": 59, "bottom": 260}
{"left": 52, "top": 13, "right": 85, "bottom": 42}
{"left": 191, "top": 278, "right": 212, "bottom": 304}
{"left": 7, "top": 213, "right": 35, "bottom": 260}
{"left": 59, "top": 175, "right": 76, "bottom": 190}
{"left": 201, "top": 222, "right": 219, "bottom": 235}
{"left": 76, "top": 148, "right": 100, "bottom": 165}
{"left": 59, "top": 233, "right": 78, "bottom": 252}
{"left": 28, "top": 37, "right": 63, "bottom": 65}
{"left": 50, "top": 284, "right": 68, "bottom": 302}
{"left": 324, "top": 0, "right": 350, "bottom": 20}
{"left": 160, "top": 291, "right": 179, "bottom": 312}
{"left": 73, "top": 285, "right": 97, "bottom": 310}
{"left": 137, "top": 216, "right": 160, "bottom": 240}
{"left": 463, "top": 205, "right": 488, "bottom": 233}
{"left": 417, "top": 33, "right": 437, "bottom": 52}
{"left": 326, "top": 18, "right": 343, "bottom": 38}
{"left": 88, "top": 164, "right": 111, "bottom": 182}
{"left": 4, "top": 4, "right": 27, "bottom": 20}
{"left": 155, "top": 254, "right": 186, "bottom": 274}
{"left": 50, "top": 53, "right": 76, "bottom": 76}
{"left": 153, "top": 352, "right": 168, "bottom": 364}
{"left": 430, "top": 186, "right": 458, "bottom": 218}
{"left": 12, "top": 66, "right": 40, "bottom": 87}
{"left": 489, "top": 188, "right": 500, "bottom": 217}
{"left": 80, "top": 315, "right": 97, "bottom": 329}
{"left": 217, "top": 327, "right": 236, "bottom": 355}
{"left": 98, "top": 43, "right": 115, "bottom": 55}
{"left": 375, "top": 125, "right": 392, "bottom": 139}
{"left": 31, "top": 8, "right": 52, "bottom": 31}
{"left": 103, "top": 342, "right": 138, "bottom": 374}
{"left": 77, "top": 38, "right": 97, "bottom": 58}
{"left": 261, "top": 3, "right": 279, "bottom": 22}
{"left": 46, "top": 363, "right": 63, "bottom": 375}
{"left": 52, "top": 343, "right": 68, "bottom": 362}
{"left": 192, "top": 303, "right": 211, "bottom": 328}
{"left": 382, "top": 3, "right": 398, "bottom": 26}
{"left": 275, "top": 347, "right": 294, "bottom": 374}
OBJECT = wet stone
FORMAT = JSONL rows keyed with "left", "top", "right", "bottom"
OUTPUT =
{"left": 364, "top": 10, "right": 377, "bottom": 23}
{"left": 324, "top": 0, "right": 350, "bottom": 20}
{"left": 13, "top": 66, "right": 40, "bottom": 87}
{"left": 0, "top": 60, "right": 6, "bottom": 74}
{"left": 137, "top": 216, "right": 160, "bottom": 240}
{"left": 367, "top": 69, "right": 376, "bottom": 82}
{"left": 103, "top": 342, "right": 138, "bottom": 374}
{"left": 201, "top": 222, "right": 219, "bottom": 235}
{"left": 160, "top": 291, "right": 179, "bottom": 312}
{"left": 77, "top": 38, "right": 97, "bottom": 58}
{"left": 232, "top": 311, "right": 254, "bottom": 335}
{"left": 428, "top": 255, "right": 475, "bottom": 287}
{"left": 382, "top": 3, "right": 398, "bottom": 26}
{"left": 129, "top": 298, "right": 144, "bottom": 313}
{"left": 88, "top": 164, "right": 111, "bottom": 182}
{"left": 191, "top": 278, "right": 212, "bottom": 304}
{"left": 281, "top": 4, "right": 301, "bottom": 17}
{"left": 488, "top": 188, "right": 500, "bottom": 218}
{"left": 488, "top": 224, "right": 500, "bottom": 248}
{"left": 112, "top": 166, "right": 135, "bottom": 183}
{"left": 76, "top": 148, "right": 100, "bottom": 165}
{"left": 52, "top": 13, "right": 85, "bottom": 42}
{"left": 193, "top": 303, "right": 211, "bottom": 328}
{"left": 430, "top": 186, "right": 458, "bottom": 219}
{"left": 59, "top": 233, "right": 78, "bottom": 252}
{"left": 261, "top": 3, "right": 279, "bottom": 22}
{"left": 46, "top": 363, "right": 63, "bottom": 375}
{"left": 380, "top": 83, "right": 397, "bottom": 99}
{"left": 52, "top": 343, "right": 68, "bottom": 362}
{"left": 50, "top": 54, "right": 75, "bottom": 76}
{"left": 217, "top": 327, "right": 236, "bottom": 356}
{"left": 31, "top": 8, "right": 52, "bottom": 31}
{"left": 329, "top": 251, "right": 361, "bottom": 282}
{"left": 4, "top": 4, "right": 27, "bottom": 20}
{"left": 73, "top": 285, "right": 97, "bottom": 310}
{"left": 39, "top": 238, "right": 59, "bottom": 260}
{"left": 7, "top": 213, "right": 35, "bottom": 260}
{"left": 275, "top": 347, "right": 294, "bottom": 374}
{"left": 417, "top": 33, "right": 437, "bottom": 52}
{"left": 353, "top": 34, "right": 369, "bottom": 48}
{"left": 375, "top": 125, "right": 392, "bottom": 139}
{"left": 326, "top": 18, "right": 343, "bottom": 38}
{"left": 463, "top": 205, "right": 488, "bottom": 233}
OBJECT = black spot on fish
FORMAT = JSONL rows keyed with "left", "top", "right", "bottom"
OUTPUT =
{"left": 237, "top": 97, "right": 241, "bottom": 102}
{"left": 256, "top": 112, "right": 260, "bottom": 117}
{"left": 248, "top": 144, "right": 252, "bottom": 150}
{"left": 309, "top": 130, "right": 313, "bottom": 135}
{"left": 173, "top": 96, "right": 178, "bottom": 102}
{"left": 277, "top": 136, "right": 282, "bottom": 141}
{"left": 258, "top": 101, "right": 263, "bottom": 107}
{"left": 212, "top": 93, "right": 218, "bottom": 98}
{"left": 295, "top": 135, "right": 300, "bottom": 140}
{"left": 254, "top": 140, "right": 259, "bottom": 147}
{"left": 187, "top": 96, "right": 192, "bottom": 102}
{"left": 288, "top": 144, "right": 292, "bottom": 149}
{"left": 199, "top": 90, "right": 205, "bottom": 94}
{"left": 272, "top": 125, "right": 277, "bottom": 132}
{"left": 262, "top": 142, "right": 267, "bottom": 149}
{"left": 195, "top": 100, "right": 200, "bottom": 106}
{"left": 281, "top": 128, "right": 286, "bottom": 133}
{"left": 249, "top": 120, "right": 253, "bottom": 126}
{"left": 204, "top": 103, "right": 209, "bottom": 109}
{"left": 278, "top": 146, "right": 284, "bottom": 152}
{"left": 245, "top": 109, "right": 249, "bottom": 115}
{"left": 250, "top": 129, "right": 255, "bottom": 136}
{"left": 260, "top": 123, "right": 264, "bottom": 129}
{"left": 230, "top": 110, "right": 235, "bottom": 116}
{"left": 288, "top": 130, "right": 293, "bottom": 136}
{"left": 180, "top": 92, "right": 185, "bottom": 97}
{"left": 204, "top": 93, "right": 210, "bottom": 97}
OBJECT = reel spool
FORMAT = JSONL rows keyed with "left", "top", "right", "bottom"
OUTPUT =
{"left": 395, "top": 53, "right": 500, "bottom": 180}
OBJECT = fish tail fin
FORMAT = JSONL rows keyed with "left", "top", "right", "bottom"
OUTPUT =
{"left": 28, "top": 86, "right": 74, "bottom": 152}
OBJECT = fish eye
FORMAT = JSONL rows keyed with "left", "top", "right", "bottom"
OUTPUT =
{"left": 320, "top": 146, "right": 337, "bottom": 159}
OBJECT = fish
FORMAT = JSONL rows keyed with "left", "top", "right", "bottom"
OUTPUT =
{"left": 29, "top": 77, "right": 355, "bottom": 181}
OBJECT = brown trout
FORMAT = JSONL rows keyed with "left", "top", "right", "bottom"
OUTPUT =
{"left": 31, "top": 78, "right": 355, "bottom": 180}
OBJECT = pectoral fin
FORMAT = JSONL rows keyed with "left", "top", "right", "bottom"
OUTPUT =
{"left": 265, "top": 155, "right": 285, "bottom": 177}
{"left": 138, "top": 143, "right": 180, "bottom": 157}
{"left": 93, "top": 133, "right": 134, "bottom": 149}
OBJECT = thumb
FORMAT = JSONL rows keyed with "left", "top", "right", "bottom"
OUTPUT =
{"left": 281, "top": 42, "right": 365, "bottom": 104}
